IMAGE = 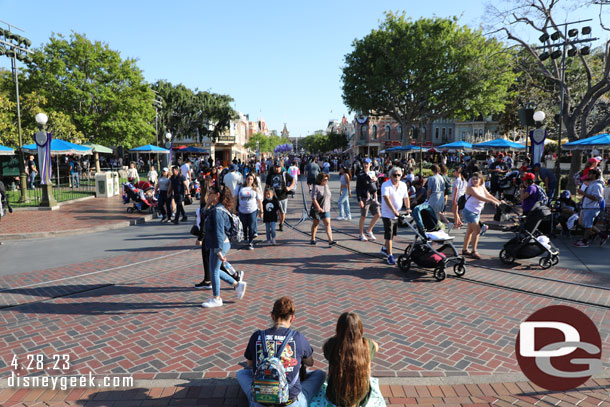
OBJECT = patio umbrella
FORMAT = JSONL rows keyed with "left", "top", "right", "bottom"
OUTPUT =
{"left": 22, "top": 139, "right": 92, "bottom": 185}
{"left": 472, "top": 138, "right": 526, "bottom": 151}
{"left": 129, "top": 144, "right": 170, "bottom": 153}
{"left": 386, "top": 145, "right": 429, "bottom": 152}
{"left": 83, "top": 143, "right": 113, "bottom": 172}
{"left": 0, "top": 145, "right": 15, "bottom": 155}
{"left": 438, "top": 141, "right": 472, "bottom": 150}
{"left": 563, "top": 133, "right": 610, "bottom": 150}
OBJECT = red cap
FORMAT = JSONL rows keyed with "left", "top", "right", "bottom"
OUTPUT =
{"left": 522, "top": 172, "right": 535, "bottom": 181}
{"left": 589, "top": 157, "right": 601, "bottom": 164}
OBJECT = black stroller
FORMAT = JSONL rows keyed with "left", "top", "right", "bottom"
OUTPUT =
{"left": 397, "top": 203, "right": 466, "bottom": 281}
{"left": 499, "top": 203, "right": 560, "bottom": 269}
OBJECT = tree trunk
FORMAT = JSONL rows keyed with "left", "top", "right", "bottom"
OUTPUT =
{"left": 567, "top": 151, "right": 582, "bottom": 194}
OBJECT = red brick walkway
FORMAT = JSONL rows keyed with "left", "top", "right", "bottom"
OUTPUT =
{"left": 0, "top": 196, "right": 153, "bottom": 238}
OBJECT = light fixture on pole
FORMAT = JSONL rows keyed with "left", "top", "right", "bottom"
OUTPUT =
{"left": 533, "top": 111, "right": 546, "bottom": 123}
{"left": 165, "top": 131, "right": 172, "bottom": 166}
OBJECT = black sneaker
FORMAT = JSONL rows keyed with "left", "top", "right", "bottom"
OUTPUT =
{"left": 173, "top": 219, "right": 179, "bottom": 224}
{"left": 329, "top": 241, "right": 337, "bottom": 246}
{"left": 160, "top": 216, "right": 166, "bottom": 222}
{"left": 279, "top": 223, "right": 284, "bottom": 232}
{"left": 235, "top": 270, "right": 245, "bottom": 282}
{"left": 194, "top": 281, "right": 212, "bottom": 289}
{"left": 310, "top": 240, "right": 316, "bottom": 245}
{"left": 182, "top": 216, "right": 188, "bottom": 222}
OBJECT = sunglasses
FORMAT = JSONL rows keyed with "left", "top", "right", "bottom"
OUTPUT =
{"left": 392, "top": 174, "right": 402, "bottom": 178}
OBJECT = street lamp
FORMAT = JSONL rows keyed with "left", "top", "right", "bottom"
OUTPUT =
{"left": 165, "top": 131, "right": 172, "bottom": 166}
{"left": 34, "top": 113, "right": 57, "bottom": 207}
{"left": 533, "top": 111, "right": 545, "bottom": 123}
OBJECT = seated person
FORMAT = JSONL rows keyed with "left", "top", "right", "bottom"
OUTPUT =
{"left": 310, "top": 312, "right": 386, "bottom": 407}
{"left": 412, "top": 181, "right": 427, "bottom": 206}
{"left": 236, "top": 296, "right": 325, "bottom": 407}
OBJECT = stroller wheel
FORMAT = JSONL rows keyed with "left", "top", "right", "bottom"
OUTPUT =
{"left": 539, "top": 256, "right": 553, "bottom": 269}
{"left": 397, "top": 255, "right": 411, "bottom": 272}
{"left": 453, "top": 263, "right": 466, "bottom": 277}
{"left": 551, "top": 255, "right": 559, "bottom": 266}
{"left": 126, "top": 207, "right": 134, "bottom": 214}
{"left": 499, "top": 249, "right": 515, "bottom": 265}
{"left": 434, "top": 268, "right": 446, "bottom": 282}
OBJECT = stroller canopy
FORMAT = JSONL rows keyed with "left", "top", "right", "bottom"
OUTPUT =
{"left": 411, "top": 203, "right": 439, "bottom": 232}
{"left": 524, "top": 203, "right": 552, "bottom": 233}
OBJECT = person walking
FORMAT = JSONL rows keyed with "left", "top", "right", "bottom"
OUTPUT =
{"left": 336, "top": 166, "right": 352, "bottom": 221}
{"left": 127, "top": 162, "right": 139, "bottom": 183}
{"left": 263, "top": 188, "right": 280, "bottom": 245}
{"left": 26, "top": 155, "right": 38, "bottom": 190}
{"left": 236, "top": 296, "right": 326, "bottom": 407}
{"left": 265, "top": 161, "right": 295, "bottom": 232}
{"left": 574, "top": 168, "right": 606, "bottom": 247}
{"left": 380, "top": 167, "right": 410, "bottom": 265}
{"left": 155, "top": 167, "right": 172, "bottom": 222}
{"left": 201, "top": 184, "right": 247, "bottom": 308}
{"left": 425, "top": 165, "right": 452, "bottom": 231}
{"left": 147, "top": 165, "right": 158, "bottom": 187}
{"left": 310, "top": 173, "right": 335, "bottom": 246}
{"left": 356, "top": 158, "right": 381, "bottom": 241}
{"left": 451, "top": 167, "right": 467, "bottom": 229}
{"left": 462, "top": 172, "right": 501, "bottom": 259}
{"left": 224, "top": 164, "right": 243, "bottom": 197}
{"left": 237, "top": 173, "right": 263, "bottom": 250}
{"left": 167, "top": 166, "right": 190, "bottom": 224}
{"left": 305, "top": 157, "right": 321, "bottom": 193}
{"left": 311, "top": 312, "right": 384, "bottom": 407}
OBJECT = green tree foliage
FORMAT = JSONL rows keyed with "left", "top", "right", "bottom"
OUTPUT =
{"left": 152, "top": 80, "right": 237, "bottom": 144}
{"left": 342, "top": 13, "right": 515, "bottom": 141}
{"left": 0, "top": 93, "right": 17, "bottom": 146}
{"left": 301, "top": 132, "right": 347, "bottom": 153}
{"left": 25, "top": 32, "right": 155, "bottom": 148}
{"left": 244, "top": 132, "right": 290, "bottom": 153}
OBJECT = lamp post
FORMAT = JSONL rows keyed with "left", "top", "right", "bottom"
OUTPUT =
{"left": 35, "top": 113, "right": 57, "bottom": 208}
{"left": 536, "top": 19, "right": 597, "bottom": 196}
{"left": 165, "top": 131, "right": 172, "bottom": 167}
{"left": 0, "top": 21, "right": 33, "bottom": 202}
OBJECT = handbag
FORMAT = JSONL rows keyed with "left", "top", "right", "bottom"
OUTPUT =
{"left": 190, "top": 225, "right": 200, "bottom": 236}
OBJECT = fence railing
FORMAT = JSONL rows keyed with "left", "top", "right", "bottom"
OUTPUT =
{"left": 6, "top": 172, "right": 97, "bottom": 207}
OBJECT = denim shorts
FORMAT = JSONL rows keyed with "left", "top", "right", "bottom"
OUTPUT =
{"left": 311, "top": 210, "right": 330, "bottom": 220}
{"left": 582, "top": 209, "right": 600, "bottom": 229}
{"left": 462, "top": 208, "right": 480, "bottom": 224}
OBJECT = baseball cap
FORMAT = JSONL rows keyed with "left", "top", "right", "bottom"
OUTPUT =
{"left": 589, "top": 157, "right": 601, "bottom": 163}
{"left": 364, "top": 158, "right": 372, "bottom": 163}
{"left": 522, "top": 172, "right": 535, "bottom": 181}
{"left": 229, "top": 164, "right": 238, "bottom": 171}
{"left": 561, "top": 190, "right": 571, "bottom": 199}
{"left": 162, "top": 167, "right": 169, "bottom": 172}
{"left": 273, "top": 160, "right": 281, "bottom": 167}
{"left": 595, "top": 156, "right": 602, "bottom": 161}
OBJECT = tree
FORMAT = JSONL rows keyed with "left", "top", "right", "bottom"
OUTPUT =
{"left": 488, "top": 0, "right": 610, "bottom": 186}
{"left": 244, "top": 132, "right": 289, "bottom": 153}
{"left": 0, "top": 93, "right": 17, "bottom": 147}
{"left": 300, "top": 132, "right": 346, "bottom": 153}
{"left": 25, "top": 32, "right": 156, "bottom": 148}
{"left": 342, "top": 13, "right": 515, "bottom": 142}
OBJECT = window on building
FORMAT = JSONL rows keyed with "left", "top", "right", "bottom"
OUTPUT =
{"left": 397, "top": 125, "right": 403, "bottom": 141}
{"left": 361, "top": 124, "right": 368, "bottom": 139}
{"left": 435, "top": 128, "right": 439, "bottom": 139}
{"left": 448, "top": 128, "right": 452, "bottom": 140}
{"left": 442, "top": 128, "right": 446, "bottom": 141}
{"left": 372, "top": 125, "right": 378, "bottom": 139}
{"left": 385, "top": 124, "right": 392, "bottom": 139}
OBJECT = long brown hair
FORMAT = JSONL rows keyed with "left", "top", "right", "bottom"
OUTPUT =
{"left": 326, "top": 312, "right": 370, "bottom": 406}
{"left": 211, "top": 184, "right": 235, "bottom": 212}
{"left": 200, "top": 176, "right": 212, "bottom": 207}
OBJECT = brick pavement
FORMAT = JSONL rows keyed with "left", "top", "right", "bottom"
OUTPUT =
{"left": 0, "top": 185, "right": 609, "bottom": 406}
{"left": 0, "top": 196, "right": 153, "bottom": 239}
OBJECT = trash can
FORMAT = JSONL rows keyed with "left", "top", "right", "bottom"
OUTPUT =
{"left": 95, "top": 172, "right": 113, "bottom": 198}
{"left": 111, "top": 171, "right": 120, "bottom": 196}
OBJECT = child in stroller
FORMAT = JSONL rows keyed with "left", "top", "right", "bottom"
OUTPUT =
{"left": 122, "top": 178, "right": 158, "bottom": 214}
{"left": 499, "top": 202, "right": 560, "bottom": 269}
{"left": 397, "top": 203, "right": 466, "bottom": 281}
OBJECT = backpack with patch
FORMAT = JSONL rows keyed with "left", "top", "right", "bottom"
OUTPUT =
{"left": 73, "top": 160, "right": 81, "bottom": 172}
{"left": 218, "top": 207, "right": 244, "bottom": 243}
{"left": 535, "top": 184, "right": 549, "bottom": 206}
{"left": 251, "top": 330, "right": 297, "bottom": 405}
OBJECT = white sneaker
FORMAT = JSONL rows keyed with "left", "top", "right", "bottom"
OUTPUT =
{"left": 235, "top": 281, "right": 247, "bottom": 300}
{"left": 201, "top": 297, "right": 223, "bottom": 308}
{"left": 359, "top": 234, "right": 368, "bottom": 241}
{"left": 366, "top": 231, "right": 376, "bottom": 241}
{"left": 347, "top": 216, "right": 352, "bottom": 220}
{"left": 336, "top": 217, "right": 345, "bottom": 221}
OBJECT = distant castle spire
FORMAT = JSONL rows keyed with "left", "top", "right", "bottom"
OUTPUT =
{"left": 281, "top": 123, "right": 290, "bottom": 138}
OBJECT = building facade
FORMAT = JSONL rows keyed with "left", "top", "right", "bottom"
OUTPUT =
{"left": 213, "top": 111, "right": 250, "bottom": 164}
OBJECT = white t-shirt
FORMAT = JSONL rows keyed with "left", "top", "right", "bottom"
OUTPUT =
{"left": 180, "top": 163, "right": 190, "bottom": 179}
{"left": 452, "top": 177, "right": 467, "bottom": 204}
{"left": 238, "top": 186, "right": 262, "bottom": 214}
{"left": 148, "top": 170, "right": 158, "bottom": 184}
{"left": 224, "top": 171, "right": 243, "bottom": 196}
{"left": 381, "top": 180, "right": 409, "bottom": 219}
{"left": 288, "top": 165, "right": 300, "bottom": 181}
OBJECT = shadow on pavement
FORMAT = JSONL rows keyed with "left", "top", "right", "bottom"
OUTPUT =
{"left": 0, "top": 284, "right": 198, "bottom": 299}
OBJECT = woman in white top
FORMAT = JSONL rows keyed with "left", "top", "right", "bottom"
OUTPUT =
{"left": 462, "top": 172, "right": 501, "bottom": 259}
{"left": 337, "top": 166, "right": 352, "bottom": 221}
{"left": 451, "top": 167, "right": 468, "bottom": 228}
{"left": 148, "top": 165, "right": 158, "bottom": 186}
{"left": 237, "top": 173, "right": 263, "bottom": 250}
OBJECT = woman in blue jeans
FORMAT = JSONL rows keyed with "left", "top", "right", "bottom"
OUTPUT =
{"left": 236, "top": 296, "right": 326, "bottom": 407}
{"left": 336, "top": 166, "right": 352, "bottom": 221}
{"left": 201, "top": 184, "right": 247, "bottom": 308}
{"left": 237, "top": 174, "right": 263, "bottom": 250}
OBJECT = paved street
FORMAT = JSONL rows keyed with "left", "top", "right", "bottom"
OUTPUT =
{"left": 0, "top": 177, "right": 609, "bottom": 406}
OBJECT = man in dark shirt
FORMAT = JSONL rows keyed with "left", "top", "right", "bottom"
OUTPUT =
{"left": 27, "top": 155, "right": 38, "bottom": 189}
{"left": 167, "top": 166, "right": 190, "bottom": 224}
{"left": 488, "top": 154, "right": 509, "bottom": 197}
{"left": 266, "top": 161, "right": 294, "bottom": 231}
{"left": 356, "top": 158, "right": 381, "bottom": 241}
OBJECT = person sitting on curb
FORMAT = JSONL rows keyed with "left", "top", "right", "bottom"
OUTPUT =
{"left": 236, "top": 296, "right": 326, "bottom": 407}
{"left": 309, "top": 312, "right": 386, "bottom": 407}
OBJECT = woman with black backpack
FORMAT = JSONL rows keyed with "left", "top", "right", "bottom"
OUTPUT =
{"left": 200, "top": 184, "right": 247, "bottom": 308}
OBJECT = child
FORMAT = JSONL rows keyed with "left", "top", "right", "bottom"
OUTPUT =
{"left": 262, "top": 188, "right": 280, "bottom": 245}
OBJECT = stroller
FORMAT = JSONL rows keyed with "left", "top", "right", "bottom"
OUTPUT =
{"left": 499, "top": 203, "right": 560, "bottom": 269}
{"left": 397, "top": 203, "right": 466, "bottom": 281}
{"left": 122, "top": 182, "right": 158, "bottom": 215}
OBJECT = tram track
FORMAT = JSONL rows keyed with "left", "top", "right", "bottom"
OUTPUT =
{"left": 289, "top": 178, "right": 610, "bottom": 310}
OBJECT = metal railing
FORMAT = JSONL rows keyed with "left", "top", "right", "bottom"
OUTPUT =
{"left": 6, "top": 172, "right": 96, "bottom": 207}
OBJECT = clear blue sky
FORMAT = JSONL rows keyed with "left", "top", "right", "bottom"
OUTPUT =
{"left": 0, "top": 0, "right": 604, "bottom": 138}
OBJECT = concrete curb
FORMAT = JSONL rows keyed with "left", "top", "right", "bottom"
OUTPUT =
{"left": 12, "top": 195, "right": 97, "bottom": 211}
{"left": 0, "top": 213, "right": 154, "bottom": 240}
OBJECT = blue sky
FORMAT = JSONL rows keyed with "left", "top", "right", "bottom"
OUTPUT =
{"left": 0, "top": 0, "right": 605, "bottom": 138}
